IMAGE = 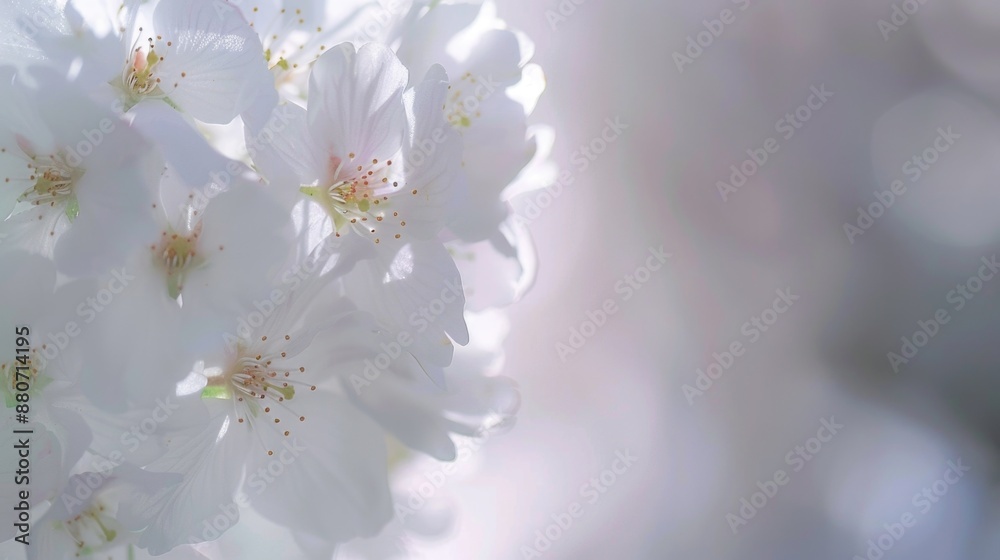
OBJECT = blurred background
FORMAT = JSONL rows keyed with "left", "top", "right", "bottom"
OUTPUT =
{"left": 391, "top": 0, "right": 1000, "bottom": 558}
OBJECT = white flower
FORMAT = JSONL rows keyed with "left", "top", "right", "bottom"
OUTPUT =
{"left": 396, "top": 0, "right": 545, "bottom": 242}
{"left": 70, "top": 171, "right": 295, "bottom": 411}
{"left": 27, "top": 465, "right": 182, "bottom": 560}
{"left": 120, "top": 272, "right": 392, "bottom": 553}
{"left": 239, "top": 0, "right": 346, "bottom": 87}
{"left": 248, "top": 42, "right": 469, "bottom": 365}
{"left": 0, "top": 68, "right": 161, "bottom": 276}
{"left": 0, "top": 0, "right": 547, "bottom": 555}
{"left": 235, "top": 0, "right": 418, "bottom": 102}
{"left": 110, "top": 0, "right": 274, "bottom": 124}
{"left": 249, "top": 42, "right": 460, "bottom": 246}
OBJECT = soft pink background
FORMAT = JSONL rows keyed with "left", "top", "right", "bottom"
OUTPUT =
{"left": 420, "top": 1, "right": 1000, "bottom": 558}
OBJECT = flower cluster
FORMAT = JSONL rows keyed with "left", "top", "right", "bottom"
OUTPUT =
{"left": 0, "top": 1, "right": 548, "bottom": 558}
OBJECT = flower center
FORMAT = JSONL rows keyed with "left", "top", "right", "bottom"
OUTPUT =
{"left": 150, "top": 223, "right": 203, "bottom": 299}
{"left": 201, "top": 340, "right": 317, "bottom": 456}
{"left": 58, "top": 500, "right": 119, "bottom": 555}
{"left": 119, "top": 29, "right": 175, "bottom": 108}
{"left": 0, "top": 350, "right": 46, "bottom": 407}
{"left": 17, "top": 151, "right": 82, "bottom": 220}
{"left": 445, "top": 72, "right": 489, "bottom": 129}
{"left": 127, "top": 45, "right": 162, "bottom": 96}
{"left": 299, "top": 153, "right": 412, "bottom": 243}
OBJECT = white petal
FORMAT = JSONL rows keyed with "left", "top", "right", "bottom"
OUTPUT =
{"left": 395, "top": 3, "right": 481, "bottom": 82}
{"left": 450, "top": 217, "right": 537, "bottom": 310}
{"left": 244, "top": 102, "right": 324, "bottom": 186}
{"left": 0, "top": 0, "right": 67, "bottom": 71}
{"left": 247, "top": 392, "right": 393, "bottom": 542}
{"left": 128, "top": 101, "right": 249, "bottom": 187}
{"left": 73, "top": 255, "right": 192, "bottom": 411}
{"left": 153, "top": 0, "right": 273, "bottom": 124}
{"left": 53, "top": 137, "right": 161, "bottom": 277}
{"left": 398, "top": 65, "right": 462, "bottom": 239}
{"left": 124, "top": 402, "right": 251, "bottom": 554}
{"left": 184, "top": 179, "right": 296, "bottom": 318}
{"left": 346, "top": 239, "right": 469, "bottom": 367}
{"left": 307, "top": 43, "right": 408, "bottom": 171}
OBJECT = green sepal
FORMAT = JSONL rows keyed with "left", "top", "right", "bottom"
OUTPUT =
{"left": 64, "top": 196, "right": 79, "bottom": 221}
{"left": 200, "top": 385, "right": 231, "bottom": 400}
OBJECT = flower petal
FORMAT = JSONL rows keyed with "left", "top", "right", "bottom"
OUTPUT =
{"left": 153, "top": 0, "right": 273, "bottom": 124}
{"left": 307, "top": 43, "right": 408, "bottom": 170}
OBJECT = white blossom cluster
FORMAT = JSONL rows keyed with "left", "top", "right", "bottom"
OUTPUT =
{"left": 0, "top": 0, "right": 549, "bottom": 558}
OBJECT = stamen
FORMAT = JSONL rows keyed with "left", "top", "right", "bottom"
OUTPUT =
{"left": 151, "top": 223, "right": 203, "bottom": 298}
{"left": 15, "top": 151, "right": 82, "bottom": 220}
{"left": 299, "top": 152, "right": 406, "bottom": 239}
